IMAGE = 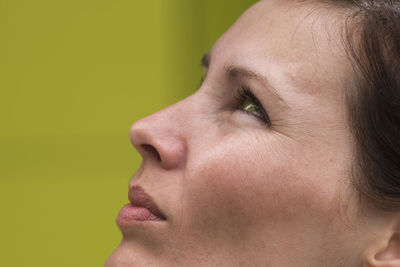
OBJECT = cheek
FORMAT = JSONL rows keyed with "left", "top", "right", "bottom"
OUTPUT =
{"left": 183, "top": 132, "right": 343, "bottom": 242}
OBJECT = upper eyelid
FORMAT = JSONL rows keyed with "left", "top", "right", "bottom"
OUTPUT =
{"left": 200, "top": 53, "right": 290, "bottom": 112}
{"left": 199, "top": 62, "right": 273, "bottom": 128}
{"left": 200, "top": 54, "right": 274, "bottom": 128}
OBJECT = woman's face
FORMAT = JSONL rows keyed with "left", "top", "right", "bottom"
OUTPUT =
{"left": 106, "top": 1, "right": 371, "bottom": 266}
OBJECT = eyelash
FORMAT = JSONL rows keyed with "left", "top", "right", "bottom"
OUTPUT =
{"left": 236, "top": 86, "right": 272, "bottom": 128}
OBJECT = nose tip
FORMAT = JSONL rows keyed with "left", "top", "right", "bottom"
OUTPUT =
{"left": 129, "top": 114, "right": 187, "bottom": 170}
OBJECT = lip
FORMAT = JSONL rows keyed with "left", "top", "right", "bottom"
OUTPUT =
{"left": 129, "top": 185, "right": 166, "bottom": 220}
{"left": 116, "top": 185, "right": 166, "bottom": 225}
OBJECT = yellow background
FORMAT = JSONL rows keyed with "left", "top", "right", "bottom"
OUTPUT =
{"left": 0, "top": 1, "right": 257, "bottom": 266}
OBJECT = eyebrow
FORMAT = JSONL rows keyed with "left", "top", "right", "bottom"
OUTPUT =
{"left": 201, "top": 53, "right": 289, "bottom": 109}
{"left": 201, "top": 53, "right": 211, "bottom": 69}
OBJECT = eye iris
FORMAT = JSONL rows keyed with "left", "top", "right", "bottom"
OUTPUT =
{"left": 243, "top": 101, "right": 260, "bottom": 115}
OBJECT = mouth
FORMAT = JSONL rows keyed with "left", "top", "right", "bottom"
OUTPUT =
{"left": 116, "top": 185, "right": 166, "bottom": 224}
{"left": 129, "top": 185, "right": 166, "bottom": 220}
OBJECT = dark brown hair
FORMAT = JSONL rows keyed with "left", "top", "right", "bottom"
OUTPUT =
{"left": 329, "top": 0, "right": 400, "bottom": 210}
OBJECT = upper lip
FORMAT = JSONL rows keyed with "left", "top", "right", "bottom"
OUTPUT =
{"left": 128, "top": 185, "right": 167, "bottom": 220}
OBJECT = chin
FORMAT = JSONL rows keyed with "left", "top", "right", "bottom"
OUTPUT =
{"left": 105, "top": 244, "right": 135, "bottom": 267}
{"left": 105, "top": 246, "right": 126, "bottom": 267}
{"left": 105, "top": 242, "right": 162, "bottom": 267}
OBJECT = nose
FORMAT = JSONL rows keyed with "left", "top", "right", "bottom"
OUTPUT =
{"left": 129, "top": 102, "right": 188, "bottom": 170}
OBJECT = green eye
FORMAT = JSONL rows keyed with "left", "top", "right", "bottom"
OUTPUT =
{"left": 237, "top": 86, "right": 272, "bottom": 128}
{"left": 242, "top": 100, "right": 262, "bottom": 117}
{"left": 243, "top": 100, "right": 261, "bottom": 116}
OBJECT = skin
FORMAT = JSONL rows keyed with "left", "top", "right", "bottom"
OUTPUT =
{"left": 106, "top": 0, "right": 400, "bottom": 266}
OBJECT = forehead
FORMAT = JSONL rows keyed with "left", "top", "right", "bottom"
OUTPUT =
{"left": 210, "top": 0, "right": 351, "bottom": 98}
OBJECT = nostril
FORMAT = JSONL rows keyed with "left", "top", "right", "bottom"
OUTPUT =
{"left": 141, "top": 144, "right": 161, "bottom": 162}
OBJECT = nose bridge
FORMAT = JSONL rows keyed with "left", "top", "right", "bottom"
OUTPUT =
{"left": 129, "top": 98, "right": 192, "bottom": 170}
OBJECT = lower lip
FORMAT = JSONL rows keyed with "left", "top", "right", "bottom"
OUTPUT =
{"left": 116, "top": 204, "right": 165, "bottom": 225}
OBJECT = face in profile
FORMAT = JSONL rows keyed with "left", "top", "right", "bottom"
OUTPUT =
{"left": 105, "top": 0, "right": 385, "bottom": 266}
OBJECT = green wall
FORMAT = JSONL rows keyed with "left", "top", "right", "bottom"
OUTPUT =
{"left": 0, "top": 1, "right": 257, "bottom": 266}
